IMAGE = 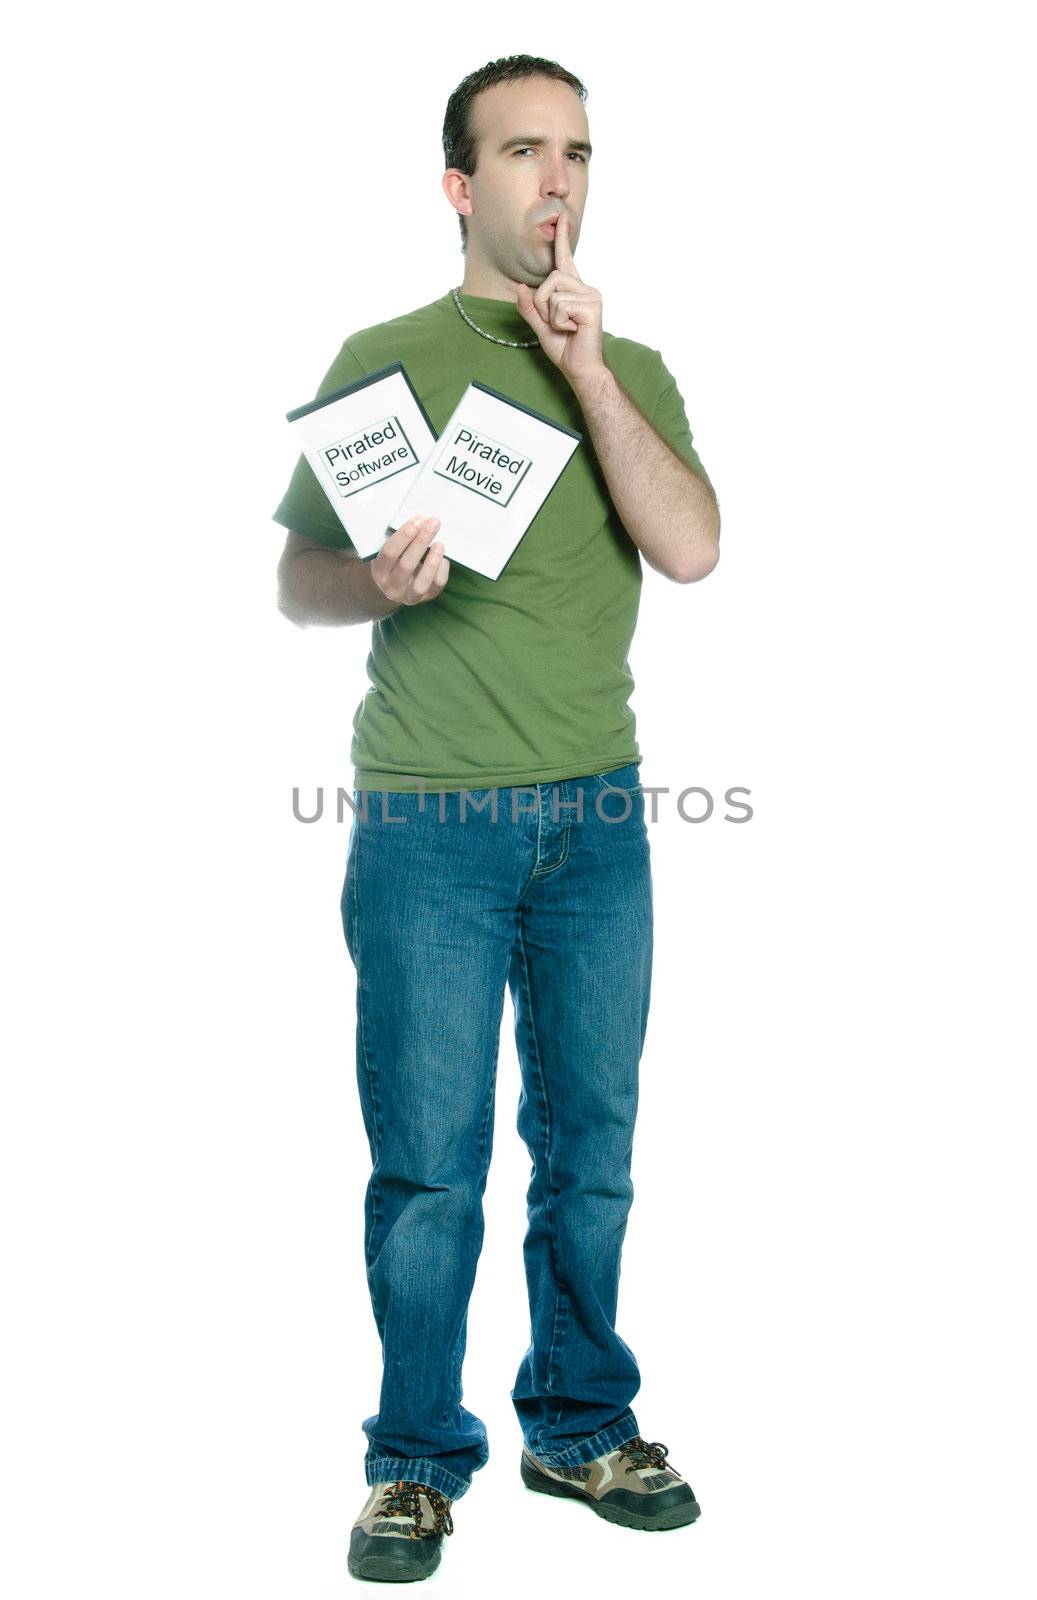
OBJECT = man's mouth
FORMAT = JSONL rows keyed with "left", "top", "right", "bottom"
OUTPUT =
{"left": 539, "top": 214, "right": 561, "bottom": 237}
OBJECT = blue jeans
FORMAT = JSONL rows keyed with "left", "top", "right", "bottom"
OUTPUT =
{"left": 340, "top": 763, "right": 652, "bottom": 1502}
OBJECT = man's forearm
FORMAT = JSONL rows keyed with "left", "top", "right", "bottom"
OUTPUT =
{"left": 277, "top": 548, "right": 402, "bottom": 626}
{"left": 570, "top": 366, "right": 720, "bottom": 583}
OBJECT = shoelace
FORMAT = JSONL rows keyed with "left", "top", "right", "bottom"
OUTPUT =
{"left": 618, "top": 1435, "right": 673, "bottom": 1474}
{"left": 375, "top": 1479, "right": 455, "bottom": 1540}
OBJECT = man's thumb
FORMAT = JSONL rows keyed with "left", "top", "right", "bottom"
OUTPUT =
{"left": 515, "top": 284, "right": 539, "bottom": 323}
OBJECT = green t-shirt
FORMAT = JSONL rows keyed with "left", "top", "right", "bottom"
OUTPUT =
{"left": 272, "top": 289, "right": 715, "bottom": 792}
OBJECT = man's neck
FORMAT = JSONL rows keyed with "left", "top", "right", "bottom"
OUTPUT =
{"left": 457, "top": 267, "right": 523, "bottom": 303}
{"left": 458, "top": 287, "right": 520, "bottom": 304}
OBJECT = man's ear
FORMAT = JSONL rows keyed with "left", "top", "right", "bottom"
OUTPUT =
{"left": 442, "top": 168, "right": 473, "bottom": 221}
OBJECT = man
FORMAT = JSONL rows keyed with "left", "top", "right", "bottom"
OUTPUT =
{"left": 273, "top": 55, "right": 720, "bottom": 1584}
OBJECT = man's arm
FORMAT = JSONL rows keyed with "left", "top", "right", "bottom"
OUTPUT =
{"left": 571, "top": 368, "right": 721, "bottom": 584}
{"left": 276, "top": 517, "right": 450, "bottom": 626}
{"left": 513, "top": 211, "right": 719, "bottom": 584}
{"left": 277, "top": 529, "right": 401, "bottom": 626}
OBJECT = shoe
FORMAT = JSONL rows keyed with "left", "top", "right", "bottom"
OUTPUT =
{"left": 347, "top": 1479, "right": 455, "bottom": 1582}
{"left": 520, "top": 1433, "right": 701, "bottom": 1531}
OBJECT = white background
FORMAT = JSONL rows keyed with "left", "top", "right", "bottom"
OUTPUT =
{"left": 3, "top": 3, "right": 1034, "bottom": 1596}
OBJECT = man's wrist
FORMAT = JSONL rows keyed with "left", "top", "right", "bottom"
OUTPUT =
{"left": 566, "top": 363, "right": 617, "bottom": 408}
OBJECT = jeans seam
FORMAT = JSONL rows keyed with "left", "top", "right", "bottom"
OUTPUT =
{"left": 531, "top": 782, "right": 572, "bottom": 877}
{"left": 515, "top": 914, "right": 566, "bottom": 1430}
{"left": 448, "top": 1044, "right": 499, "bottom": 1423}
{"left": 352, "top": 822, "right": 381, "bottom": 1269}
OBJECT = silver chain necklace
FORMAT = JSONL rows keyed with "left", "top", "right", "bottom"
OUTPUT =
{"left": 451, "top": 286, "right": 539, "bottom": 348}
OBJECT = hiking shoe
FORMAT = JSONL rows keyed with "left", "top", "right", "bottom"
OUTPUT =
{"left": 520, "top": 1434, "right": 701, "bottom": 1530}
{"left": 347, "top": 1479, "right": 454, "bottom": 1582}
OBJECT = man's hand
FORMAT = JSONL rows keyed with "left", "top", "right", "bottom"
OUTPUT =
{"left": 371, "top": 518, "right": 451, "bottom": 604}
{"left": 515, "top": 211, "right": 606, "bottom": 386}
{"left": 372, "top": 516, "right": 451, "bottom": 606}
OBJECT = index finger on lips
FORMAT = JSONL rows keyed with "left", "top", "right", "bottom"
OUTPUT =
{"left": 553, "top": 210, "right": 575, "bottom": 273}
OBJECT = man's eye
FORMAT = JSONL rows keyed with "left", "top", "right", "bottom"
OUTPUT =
{"left": 513, "top": 148, "right": 587, "bottom": 161}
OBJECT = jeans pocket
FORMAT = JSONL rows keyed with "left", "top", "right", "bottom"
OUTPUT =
{"left": 591, "top": 762, "right": 642, "bottom": 792}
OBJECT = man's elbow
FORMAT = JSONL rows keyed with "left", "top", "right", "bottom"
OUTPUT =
{"left": 277, "top": 591, "right": 307, "bottom": 626}
{"left": 276, "top": 561, "right": 309, "bottom": 627}
{"left": 671, "top": 491, "right": 721, "bottom": 583}
{"left": 673, "top": 537, "right": 720, "bottom": 584}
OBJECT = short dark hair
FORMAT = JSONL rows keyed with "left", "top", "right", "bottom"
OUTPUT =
{"left": 442, "top": 55, "right": 588, "bottom": 253}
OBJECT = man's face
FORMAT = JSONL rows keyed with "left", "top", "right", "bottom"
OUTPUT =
{"left": 456, "top": 76, "right": 591, "bottom": 283}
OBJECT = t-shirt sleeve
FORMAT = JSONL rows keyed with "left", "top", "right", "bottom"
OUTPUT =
{"left": 650, "top": 350, "right": 718, "bottom": 504}
{"left": 271, "top": 339, "right": 368, "bottom": 552}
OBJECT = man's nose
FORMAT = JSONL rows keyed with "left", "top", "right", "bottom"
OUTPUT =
{"left": 541, "top": 161, "right": 571, "bottom": 199}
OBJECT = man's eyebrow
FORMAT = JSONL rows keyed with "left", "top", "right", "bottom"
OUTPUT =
{"left": 498, "top": 134, "right": 593, "bottom": 155}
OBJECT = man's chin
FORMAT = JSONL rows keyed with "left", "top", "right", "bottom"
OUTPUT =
{"left": 514, "top": 255, "right": 551, "bottom": 287}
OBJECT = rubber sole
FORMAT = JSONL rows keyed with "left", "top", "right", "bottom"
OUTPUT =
{"left": 347, "top": 1529, "right": 443, "bottom": 1582}
{"left": 520, "top": 1449, "right": 701, "bottom": 1530}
